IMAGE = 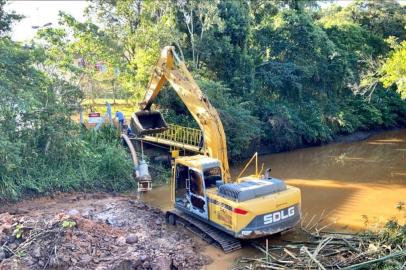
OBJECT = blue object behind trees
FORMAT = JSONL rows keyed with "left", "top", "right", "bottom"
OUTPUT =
{"left": 115, "top": 111, "right": 124, "bottom": 121}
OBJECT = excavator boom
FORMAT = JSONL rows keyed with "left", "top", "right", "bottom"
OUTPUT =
{"left": 136, "top": 46, "right": 231, "bottom": 181}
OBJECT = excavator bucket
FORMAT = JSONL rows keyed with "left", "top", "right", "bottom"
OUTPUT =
{"left": 130, "top": 110, "right": 168, "bottom": 136}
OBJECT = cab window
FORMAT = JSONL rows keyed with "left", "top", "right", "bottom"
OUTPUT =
{"left": 203, "top": 167, "right": 222, "bottom": 188}
{"left": 189, "top": 169, "right": 205, "bottom": 197}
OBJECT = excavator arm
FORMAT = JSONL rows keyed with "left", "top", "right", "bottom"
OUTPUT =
{"left": 138, "top": 46, "right": 231, "bottom": 181}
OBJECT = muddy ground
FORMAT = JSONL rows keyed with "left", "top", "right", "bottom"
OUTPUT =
{"left": 0, "top": 193, "right": 211, "bottom": 270}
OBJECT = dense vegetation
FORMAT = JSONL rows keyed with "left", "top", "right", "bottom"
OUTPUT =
{"left": 1, "top": 0, "right": 406, "bottom": 200}
{"left": 35, "top": 0, "right": 406, "bottom": 159}
{"left": 0, "top": 0, "right": 134, "bottom": 201}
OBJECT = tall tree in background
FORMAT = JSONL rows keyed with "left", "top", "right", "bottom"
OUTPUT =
{"left": 38, "top": 13, "right": 126, "bottom": 100}
{"left": 381, "top": 40, "right": 406, "bottom": 99}
{"left": 348, "top": 0, "right": 406, "bottom": 40}
{"left": 1, "top": 1, "right": 134, "bottom": 200}
{"left": 87, "top": 0, "right": 179, "bottom": 97}
{"left": 176, "top": 0, "right": 223, "bottom": 68}
{"left": 0, "top": 0, "right": 22, "bottom": 35}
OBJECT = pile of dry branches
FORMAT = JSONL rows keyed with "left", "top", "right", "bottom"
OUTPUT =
{"left": 236, "top": 210, "right": 406, "bottom": 270}
{"left": 237, "top": 231, "right": 405, "bottom": 270}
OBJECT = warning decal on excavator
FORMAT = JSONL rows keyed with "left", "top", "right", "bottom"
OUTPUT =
{"left": 217, "top": 209, "right": 232, "bottom": 228}
{"left": 208, "top": 198, "right": 232, "bottom": 211}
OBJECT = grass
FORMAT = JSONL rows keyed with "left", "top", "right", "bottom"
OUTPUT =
{"left": 0, "top": 126, "right": 135, "bottom": 202}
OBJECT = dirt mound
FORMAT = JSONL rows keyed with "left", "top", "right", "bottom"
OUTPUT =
{"left": 0, "top": 194, "right": 210, "bottom": 270}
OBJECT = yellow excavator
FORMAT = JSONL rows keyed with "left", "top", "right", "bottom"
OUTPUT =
{"left": 131, "top": 46, "right": 301, "bottom": 252}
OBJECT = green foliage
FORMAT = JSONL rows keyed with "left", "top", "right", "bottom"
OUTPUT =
{"left": 0, "top": 0, "right": 22, "bottom": 36}
{"left": 2, "top": 0, "right": 406, "bottom": 191}
{"left": 0, "top": 127, "right": 134, "bottom": 202}
{"left": 257, "top": 101, "right": 306, "bottom": 151}
{"left": 362, "top": 204, "right": 406, "bottom": 249}
{"left": 149, "top": 162, "right": 172, "bottom": 185}
{"left": 37, "top": 13, "right": 128, "bottom": 100}
{"left": 149, "top": 1, "right": 404, "bottom": 159}
{"left": 61, "top": 220, "right": 77, "bottom": 229}
{"left": 381, "top": 41, "right": 406, "bottom": 99}
{"left": 0, "top": 23, "right": 134, "bottom": 201}
{"left": 155, "top": 75, "right": 263, "bottom": 160}
{"left": 29, "top": 0, "right": 406, "bottom": 162}
{"left": 197, "top": 77, "right": 262, "bottom": 159}
{"left": 255, "top": 100, "right": 333, "bottom": 152}
{"left": 360, "top": 202, "right": 406, "bottom": 269}
{"left": 253, "top": 9, "right": 340, "bottom": 100}
{"left": 12, "top": 224, "right": 24, "bottom": 239}
{"left": 348, "top": 0, "right": 406, "bottom": 40}
{"left": 85, "top": 0, "right": 179, "bottom": 97}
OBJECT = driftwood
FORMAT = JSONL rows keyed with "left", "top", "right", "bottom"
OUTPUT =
{"left": 233, "top": 205, "right": 406, "bottom": 270}
{"left": 234, "top": 229, "right": 405, "bottom": 270}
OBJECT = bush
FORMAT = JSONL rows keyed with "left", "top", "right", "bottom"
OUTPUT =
{"left": 0, "top": 126, "right": 134, "bottom": 202}
{"left": 198, "top": 77, "right": 263, "bottom": 160}
{"left": 257, "top": 101, "right": 303, "bottom": 151}
{"left": 0, "top": 37, "right": 135, "bottom": 202}
{"left": 255, "top": 89, "right": 406, "bottom": 153}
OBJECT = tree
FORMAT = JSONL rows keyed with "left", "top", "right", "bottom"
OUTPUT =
{"left": 252, "top": 9, "right": 339, "bottom": 101}
{"left": 381, "top": 41, "right": 406, "bottom": 99}
{"left": 348, "top": 0, "right": 406, "bottom": 40}
{"left": 37, "top": 13, "right": 127, "bottom": 100}
{"left": 0, "top": 3, "right": 135, "bottom": 201}
{"left": 319, "top": 0, "right": 406, "bottom": 54}
{"left": 9, "top": 0, "right": 406, "bottom": 166}
{"left": 87, "top": 0, "right": 180, "bottom": 97}
{"left": 0, "top": 0, "right": 22, "bottom": 35}
{"left": 176, "top": 0, "right": 223, "bottom": 68}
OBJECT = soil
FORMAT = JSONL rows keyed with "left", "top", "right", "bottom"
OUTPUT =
{"left": 0, "top": 192, "right": 211, "bottom": 270}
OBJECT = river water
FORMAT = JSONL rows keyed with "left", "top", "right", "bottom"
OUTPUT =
{"left": 141, "top": 129, "right": 406, "bottom": 269}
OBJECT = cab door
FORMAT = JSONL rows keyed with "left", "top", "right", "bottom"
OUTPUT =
{"left": 187, "top": 168, "right": 208, "bottom": 219}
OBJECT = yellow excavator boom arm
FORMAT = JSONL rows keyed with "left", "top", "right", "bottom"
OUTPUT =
{"left": 141, "top": 46, "right": 231, "bottom": 182}
{"left": 140, "top": 46, "right": 231, "bottom": 181}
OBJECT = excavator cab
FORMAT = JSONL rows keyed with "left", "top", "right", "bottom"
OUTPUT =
{"left": 130, "top": 110, "right": 168, "bottom": 136}
{"left": 172, "top": 156, "right": 222, "bottom": 220}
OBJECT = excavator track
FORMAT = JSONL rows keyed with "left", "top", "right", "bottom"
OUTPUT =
{"left": 166, "top": 209, "right": 242, "bottom": 253}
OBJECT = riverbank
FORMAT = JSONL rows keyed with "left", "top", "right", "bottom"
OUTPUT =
{"left": 252, "top": 127, "right": 400, "bottom": 159}
{"left": 0, "top": 193, "right": 210, "bottom": 270}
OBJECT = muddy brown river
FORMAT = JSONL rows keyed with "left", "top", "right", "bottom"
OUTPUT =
{"left": 140, "top": 129, "right": 406, "bottom": 269}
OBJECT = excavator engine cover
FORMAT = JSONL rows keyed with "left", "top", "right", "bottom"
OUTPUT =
{"left": 218, "top": 178, "right": 287, "bottom": 202}
{"left": 131, "top": 110, "right": 168, "bottom": 136}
